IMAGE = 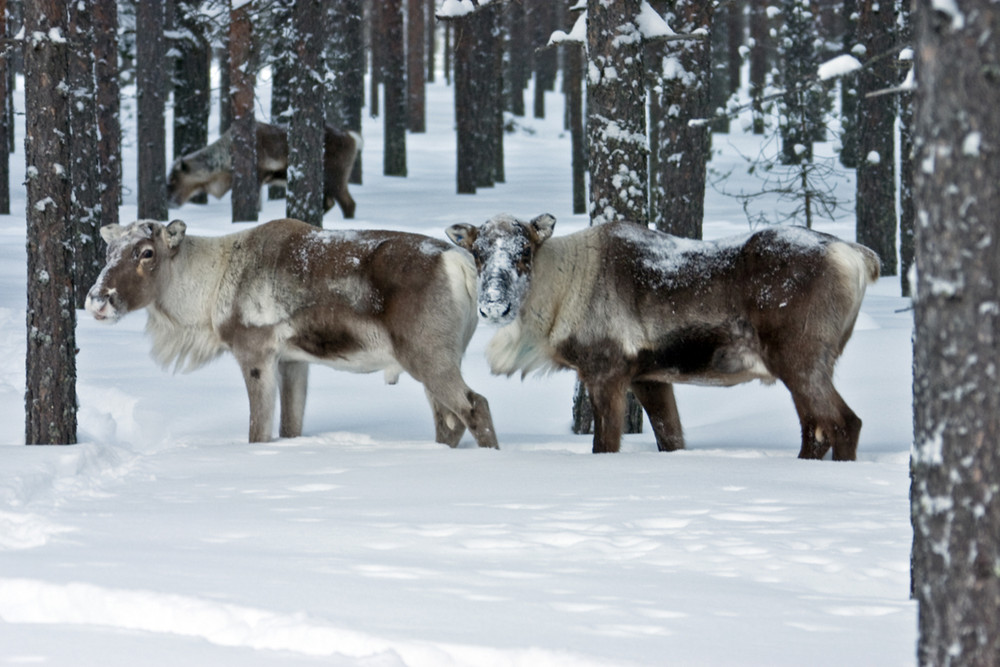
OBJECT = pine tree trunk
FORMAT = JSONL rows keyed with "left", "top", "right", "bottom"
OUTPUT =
{"left": 855, "top": 0, "right": 897, "bottom": 276}
{"left": 383, "top": 0, "right": 407, "bottom": 177}
{"left": 838, "top": 0, "right": 859, "bottom": 168}
{"left": 68, "top": 1, "right": 102, "bottom": 309}
{"left": 173, "top": 0, "right": 211, "bottom": 204}
{"left": 229, "top": 1, "right": 257, "bottom": 223}
{"left": 269, "top": 0, "right": 292, "bottom": 202}
{"left": 911, "top": 0, "right": 1000, "bottom": 660}
{"left": 748, "top": 0, "right": 770, "bottom": 135}
{"left": 94, "top": 0, "right": 120, "bottom": 229}
{"left": 454, "top": 19, "right": 477, "bottom": 194}
{"left": 530, "top": 0, "right": 556, "bottom": 119}
{"left": 567, "top": 44, "right": 586, "bottom": 215}
{"left": 898, "top": 12, "right": 915, "bottom": 297}
{"left": 709, "top": 5, "right": 731, "bottom": 133}
{"left": 407, "top": 0, "right": 426, "bottom": 133}
{"left": 506, "top": 0, "right": 527, "bottom": 117}
{"left": 287, "top": 0, "right": 325, "bottom": 226}
{"left": 651, "top": 0, "right": 713, "bottom": 239}
{"left": 24, "top": 0, "right": 77, "bottom": 446}
{"left": 136, "top": 0, "right": 167, "bottom": 221}
{"left": 328, "top": 0, "right": 364, "bottom": 185}
{"left": 0, "top": 0, "right": 8, "bottom": 215}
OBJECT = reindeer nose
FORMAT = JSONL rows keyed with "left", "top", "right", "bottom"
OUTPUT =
{"left": 478, "top": 301, "right": 511, "bottom": 322}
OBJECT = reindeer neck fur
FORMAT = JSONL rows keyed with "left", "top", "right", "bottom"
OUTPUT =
{"left": 486, "top": 227, "right": 603, "bottom": 376}
{"left": 146, "top": 232, "right": 242, "bottom": 373}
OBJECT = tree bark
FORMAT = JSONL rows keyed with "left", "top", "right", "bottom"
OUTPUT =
{"left": 383, "top": 0, "right": 407, "bottom": 176}
{"left": 855, "top": 0, "right": 897, "bottom": 276}
{"left": 94, "top": 0, "right": 120, "bottom": 229}
{"left": 911, "top": 0, "right": 1000, "bottom": 662}
{"left": 136, "top": 0, "right": 168, "bottom": 220}
{"left": 287, "top": 0, "right": 325, "bottom": 226}
{"left": 328, "top": 0, "right": 364, "bottom": 185}
{"left": 407, "top": 0, "right": 426, "bottom": 132}
{"left": 24, "top": 0, "right": 77, "bottom": 445}
{"left": 229, "top": 0, "right": 258, "bottom": 223}
{"left": 173, "top": 0, "right": 211, "bottom": 204}
{"left": 0, "top": 0, "right": 8, "bottom": 215}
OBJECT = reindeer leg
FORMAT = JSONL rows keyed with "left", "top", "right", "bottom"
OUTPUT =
{"left": 278, "top": 361, "right": 309, "bottom": 438}
{"left": 783, "top": 372, "right": 862, "bottom": 461}
{"left": 587, "top": 377, "right": 628, "bottom": 453}
{"left": 631, "top": 380, "right": 684, "bottom": 452}
{"left": 236, "top": 355, "right": 278, "bottom": 443}
{"left": 424, "top": 389, "right": 467, "bottom": 447}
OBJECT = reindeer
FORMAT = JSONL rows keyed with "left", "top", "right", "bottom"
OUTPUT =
{"left": 446, "top": 213, "right": 880, "bottom": 460}
{"left": 167, "top": 122, "right": 362, "bottom": 218}
{"left": 86, "top": 218, "right": 497, "bottom": 447}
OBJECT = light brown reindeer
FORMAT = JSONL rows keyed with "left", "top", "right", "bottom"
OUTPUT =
{"left": 447, "top": 213, "right": 880, "bottom": 460}
{"left": 86, "top": 218, "right": 497, "bottom": 447}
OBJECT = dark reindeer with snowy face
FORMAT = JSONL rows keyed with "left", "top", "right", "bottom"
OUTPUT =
{"left": 447, "top": 213, "right": 880, "bottom": 460}
{"left": 86, "top": 218, "right": 497, "bottom": 447}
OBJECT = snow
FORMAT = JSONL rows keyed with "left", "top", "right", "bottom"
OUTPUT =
{"left": 817, "top": 54, "right": 862, "bottom": 81}
{"left": 0, "top": 71, "right": 917, "bottom": 665}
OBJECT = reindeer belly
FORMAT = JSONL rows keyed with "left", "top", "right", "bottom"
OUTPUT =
{"left": 283, "top": 320, "right": 403, "bottom": 381}
{"left": 634, "top": 320, "right": 775, "bottom": 387}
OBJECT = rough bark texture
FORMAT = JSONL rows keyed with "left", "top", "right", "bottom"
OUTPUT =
{"left": 94, "top": 0, "right": 120, "bottom": 229}
{"left": 287, "top": 0, "right": 325, "bottom": 226}
{"left": 229, "top": 1, "right": 258, "bottom": 223}
{"left": 24, "top": 0, "right": 77, "bottom": 445}
{"left": 453, "top": 18, "right": 478, "bottom": 194}
{"left": 328, "top": 0, "right": 364, "bottom": 185}
{"left": 69, "top": 0, "right": 102, "bottom": 309}
{"left": 651, "top": 0, "right": 713, "bottom": 238}
{"left": 855, "top": 0, "right": 897, "bottom": 276}
{"left": 268, "top": 0, "right": 292, "bottom": 201}
{"left": 911, "top": 0, "right": 1000, "bottom": 663}
{"left": 173, "top": 0, "right": 211, "bottom": 204}
{"left": 136, "top": 0, "right": 168, "bottom": 220}
{"left": 566, "top": 43, "right": 586, "bottom": 215}
{"left": 383, "top": 0, "right": 407, "bottom": 177}
{"left": 0, "top": 0, "right": 8, "bottom": 215}
{"left": 748, "top": 0, "right": 770, "bottom": 134}
{"left": 898, "top": 5, "right": 914, "bottom": 297}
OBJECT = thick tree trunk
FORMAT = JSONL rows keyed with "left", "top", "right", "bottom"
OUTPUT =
{"left": 855, "top": 0, "right": 897, "bottom": 276}
{"left": 229, "top": 1, "right": 257, "bottom": 223}
{"left": 407, "top": 0, "right": 426, "bottom": 133}
{"left": 24, "top": 0, "right": 77, "bottom": 445}
{"left": 454, "top": 19, "right": 477, "bottom": 194}
{"left": 911, "top": 0, "right": 1000, "bottom": 661}
{"left": 136, "top": 0, "right": 167, "bottom": 220}
{"left": 287, "top": 0, "right": 325, "bottom": 226}
{"left": 328, "top": 0, "right": 364, "bottom": 185}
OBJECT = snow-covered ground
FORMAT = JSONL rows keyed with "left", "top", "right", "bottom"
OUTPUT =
{"left": 0, "top": 77, "right": 915, "bottom": 665}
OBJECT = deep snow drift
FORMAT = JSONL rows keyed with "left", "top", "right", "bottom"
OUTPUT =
{"left": 0, "top": 77, "right": 915, "bottom": 665}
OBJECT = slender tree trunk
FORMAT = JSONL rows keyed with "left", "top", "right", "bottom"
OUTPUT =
{"left": 506, "top": 0, "right": 527, "bottom": 116}
{"left": 911, "top": 0, "right": 1000, "bottom": 661}
{"left": 426, "top": 0, "right": 437, "bottom": 83}
{"left": 269, "top": 0, "right": 293, "bottom": 202}
{"left": 567, "top": 44, "right": 586, "bottom": 215}
{"left": 407, "top": 0, "right": 426, "bottom": 132}
{"left": 229, "top": 0, "right": 257, "bottom": 223}
{"left": 68, "top": 1, "right": 102, "bottom": 308}
{"left": 94, "top": 0, "right": 120, "bottom": 229}
{"left": 136, "top": 0, "right": 167, "bottom": 221}
{"left": 855, "top": 0, "right": 897, "bottom": 276}
{"left": 454, "top": 19, "right": 477, "bottom": 194}
{"left": 530, "top": 0, "right": 556, "bottom": 119}
{"left": 173, "top": 0, "right": 211, "bottom": 204}
{"left": 898, "top": 6, "right": 915, "bottom": 297}
{"left": 383, "top": 0, "right": 407, "bottom": 176}
{"left": 24, "top": 0, "right": 77, "bottom": 445}
{"left": 748, "top": 0, "right": 770, "bottom": 134}
{"left": 0, "top": 0, "right": 8, "bottom": 215}
{"left": 287, "top": 0, "right": 325, "bottom": 226}
{"left": 838, "top": 0, "right": 859, "bottom": 168}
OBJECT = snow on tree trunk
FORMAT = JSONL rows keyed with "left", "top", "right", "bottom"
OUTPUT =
{"left": 748, "top": 0, "right": 771, "bottom": 135}
{"left": 911, "top": 0, "right": 1000, "bottom": 662}
{"left": 0, "top": 0, "right": 8, "bottom": 216}
{"left": 651, "top": 0, "right": 713, "bottom": 239}
{"left": 287, "top": 0, "right": 325, "bottom": 226}
{"left": 24, "top": 0, "right": 77, "bottom": 445}
{"left": 327, "top": 0, "right": 364, "bottom": 185}
{"left": 778, "top": 0, "right": 828, "bottom": 166}
{"left": 855, "top": 0, "right": 897, "bottom": 277}
{"left": 136, "top": 0, "right": 167, "bottom": 221}
{"left": 229, "top": 1, "right": 257, "bottom": 223}
{"left": 94, "top": 0, "right": 120, "bottom": 229}
{"left": 838, "top": 0, "right": 859, "bottom": 168}
{"left": 173, "top": 1, "right": 211, "bottom": 204}
{"left": 898, "top": 6, "right": 914, "bottom": 297}
{"left": 68, "top": 0, "right": 102, "bottom": 309}
{"left": 383, "top": 0, "right": 407, "bottom": 177}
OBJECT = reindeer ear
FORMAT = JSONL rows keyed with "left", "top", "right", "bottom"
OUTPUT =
{"left": 164, "top": 220, "right": 187, "bottom": 249}
{"left": 446, "top": 223, "right": 477, "bottom": 250}
{"left": 528, "top": 214, "right": 556, "bottom": 243}
{"left": 99, "top": 224, "right": 126, "bottom": 243}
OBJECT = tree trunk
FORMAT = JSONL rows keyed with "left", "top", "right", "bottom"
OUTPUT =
{"left": 0, "top": 0, "right": 8, "bottom": 215}
{"left": 269, "top": 0, "right": 293, "bottom": 202}
{"left": 651, "top": 0, "right": 713, "bottom": 238}
{"left": 567, "top": 44, "right": 586, "bottom": 215}
{"left": 530, "top": 0, "right": 556, "bottom": 119}
{"left": 68, "top": 0, "right": 102, "bottom": 309}
{"left": 748, "top": 0, "right": 770, "bottom": 135}
{"left": 855, "top": 0, "right": 897, "bottom": 276}
{"left": 709, "top": 4, "right": 731, "bottom": 133}
{"left": 506, "top": 0, "right": 527, "bottom": 117}
{"left": 383, "top": 0, "right": 407, "bottom": 177}
{"left": 136, "top": 0, "right": 168, "bottom": 221}
{"left": 454, "top": 19, "right": 477, "bottom": 194}
{"left": 287, "top": 0, "right": 325, "bottom": 226}
{"left": 94, "top": 0, "right": 120, "bottom": 229}
{"left": 407, "top": 0, "right": 426, "bottom": 133}
{"left": 24, "top": 0, "right": 77, "bottom": 446}
{"left": 173, "top": 0, "right": 211, "bottom": 204}
{"left": 328, "top": 0, "right": 364, "bottom": 185}
{"left": 838, "top": 0, "right": 859, "bottom": 168}
{"left": 229, "top": 1, "right": 257, "bottom": 223}
{"left": 898, "top": 6, "right": 914, "bottom": 297}
{"left": 911, "top": 0, "right": 1000, "bottom": 661}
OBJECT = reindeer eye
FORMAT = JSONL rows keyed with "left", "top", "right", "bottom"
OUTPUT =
{"left": 139, "top": 248, "right": 154, "bottom": 260}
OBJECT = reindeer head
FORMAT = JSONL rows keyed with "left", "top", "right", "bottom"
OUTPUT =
{"left": 85, "top": 220, "right": 187, "bottom": 323}
{"left": 446, "top": 213, "right": 556, "bottom": 324}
